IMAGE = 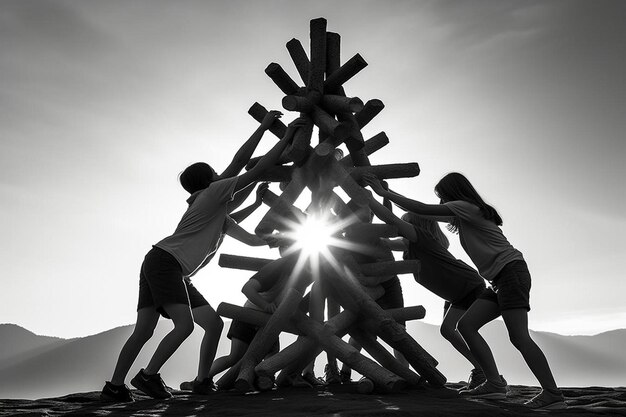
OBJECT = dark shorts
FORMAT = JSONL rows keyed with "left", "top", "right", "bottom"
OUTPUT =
{"left": 443, "top": 283, "right": 487, "bottom": 314}
{"left": 137, "top": 246, "right": 209, "bottom": 318}
{"left": 378, "top": 278, "right": 405, "bottom": 326}
{"left": 477, "top": 260, "right": 532, "bottom": 311}
{"left": 227, "top": 319, "right": 280, "bottom": 352}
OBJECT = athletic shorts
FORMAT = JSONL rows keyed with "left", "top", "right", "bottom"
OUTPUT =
{"left": 378, "top": 278, "right": 405, "bottom": 326}
{"left": 137, "top": 246, "right": 209, "bottom": 318}
{"left": 443, "top": 283, "right": 487, "bottom": 314}
{"left": 227, "top": 319, "right": 280, "bottom": 352}
{"left": 477, "top": 260, "right": 531, "bottom": 311}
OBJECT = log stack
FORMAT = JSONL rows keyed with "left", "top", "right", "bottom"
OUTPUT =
{"left": 216, "top": 17, "right": 446, "bottom": 394}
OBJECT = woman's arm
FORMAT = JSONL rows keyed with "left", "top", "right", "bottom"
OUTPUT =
{"left": 229, "top": 182, "right": 268, "bottom": 223}
{"left": 224, "top": 220, "right": 268, "bottom": 246}
{"left": 362, "top": 173, "right": 455, "bottom": 222}
{"left": 234, "top": 117, "right": 307, "bottom": 193}
{"left": 365, "top": 191, "right": 418, "bottom": 241}
{"left": 219, "top": 111, "right": 283, "bottom": 179}
{"left": 241, "top": 279, "right": 277, "bottom": 313}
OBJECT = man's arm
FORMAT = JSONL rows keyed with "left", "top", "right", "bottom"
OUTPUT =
{"left": 219, "top": 110, "right": 283, "bottom": 179}
{"left": 228, "top": 182, "right": 256, "bottom": 213}
{"left": 362, "top": 173, "right": 455, "bottom": 222}
{"left": 241, "top": 279, "right": 277, "bottom": 313}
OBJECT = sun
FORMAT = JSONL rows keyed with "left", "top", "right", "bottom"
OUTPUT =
{"left": 291, "top": 214, "right": 337, "bottom": 257}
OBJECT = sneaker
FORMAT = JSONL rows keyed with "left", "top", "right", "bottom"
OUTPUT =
{"left": 340, "top": 368, "right": 352, "bottom": 384}
{"left": 302, "top": 372, "right": 327, "bottom": 387}
{"left": 100, "top": 381, "right": 134, "bottom": 402}
{"left": 460, "top": 376, "right": 508, "bottom": 400}
{"left": 324, "top": 363, "right": 342, "bottom": 385}
{"left": 130, "top": 369, "right": 172, "bottom": 399}
{"left": 524, "top": 389, "right": 567, "bottom": 410}
{"left": 191, "top": 377, "right": 217, "bottom": 395}
{"left": 458, "top": 368, "right": 486, "bottom": 392}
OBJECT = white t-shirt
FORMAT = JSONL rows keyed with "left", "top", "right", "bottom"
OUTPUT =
{"left": 155, "top": 177, "right": 238, "bottom": 277}
{"left": 444, "top": 200, "right": 524, "bottom": 281}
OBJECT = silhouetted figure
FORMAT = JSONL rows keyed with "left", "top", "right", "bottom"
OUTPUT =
{"left": 364, "top": 172, "right": 566, "bottom": 410}
{"left": 364, "top": 193, "right": 487, "bottom": 390}
{"left": 101, "top": 113, "right": 306, "bottom": 401}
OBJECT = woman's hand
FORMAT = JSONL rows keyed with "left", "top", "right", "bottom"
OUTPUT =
{"left": 255, "top": 182, "right": 269, "bottom": 204}
{"left": 362, "top": 173, "right": 387, "bottom": 195}
{"left": 260, "top": 110, "right": 283, "bottom": 131}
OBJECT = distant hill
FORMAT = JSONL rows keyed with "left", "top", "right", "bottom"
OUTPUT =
{"left": 1, "top": 320, "right": 625, "bottom": 400}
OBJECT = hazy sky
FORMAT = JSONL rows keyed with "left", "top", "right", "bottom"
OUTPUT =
{"left": 1, "top": 0, "right": 624, "bottom": 338}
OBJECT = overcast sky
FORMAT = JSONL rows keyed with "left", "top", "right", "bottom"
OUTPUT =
{"left": 1, "top": 0, "right": 625, "bottom": 338}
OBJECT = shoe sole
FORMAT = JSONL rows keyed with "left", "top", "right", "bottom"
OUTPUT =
{"left": 465, "top": 392, "right": 507, "bottom": 400}
{"left": 131, "top": 377, "right": 172, "bottom": 399}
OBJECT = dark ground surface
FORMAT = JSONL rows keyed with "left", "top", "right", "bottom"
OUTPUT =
{"left": 2, "top": 383, "right": 625, "bottom": 417}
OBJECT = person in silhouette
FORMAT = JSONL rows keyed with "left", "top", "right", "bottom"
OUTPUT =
{"left": 363, "top": 193, "right": 487, "bottom": 390}
{"left": 101, "top": 112, "right": 306, "bottom": 401}
{"left": 363, "top": 172, "right": 565, "bottom": 410}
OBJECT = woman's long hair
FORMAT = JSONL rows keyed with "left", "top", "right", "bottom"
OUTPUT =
{"left": 434, "top": 172, "right": 502, "bottom": 233}
{"left": 401, "top": 212, "right": 449, "bottom": 249}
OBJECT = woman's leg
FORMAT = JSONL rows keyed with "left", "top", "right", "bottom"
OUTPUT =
{"left": 501, "top": 308, "right": 558, "bottom": 390}
{"left": 457, "top": 299, "right": 502, "bottom": 382}
{"left": 191, "top": 304, "right": 224, "bottom": 381}
{"left": 441, "top": 306, "right": 481, "bottom": 369}
{"left": 110, "top": 308, "right": 160, "bottom": 385}
{"left": 144, "top": 303, "right": 194, "bottom": 375}
{"left": 209, "top": 338, "right": 249, "bottom": 379}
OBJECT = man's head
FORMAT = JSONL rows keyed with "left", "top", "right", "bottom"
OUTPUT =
{"left": 179, "top": 162, "right": 216, "bottom": 194}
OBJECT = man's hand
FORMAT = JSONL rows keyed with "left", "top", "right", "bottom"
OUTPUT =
{"left": 260, "top": 110, "right": 283, "bottom": 131}
{"left": 263, "top": 302, "right": 278, "bottom": 314}
{"left": 255, "top": 182, "right": 269, "bottom": 204}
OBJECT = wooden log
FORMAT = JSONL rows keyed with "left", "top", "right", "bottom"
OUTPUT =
{"left": 325, "top": 32, "right": 341, "bottom": 89}
{"left": 216, "top": 303, "right": 301, "bottom": 335}
{"left": 321, "top": 95, "right": 364, "bottom": 114}
{"left": 260, "top": 189, "right": 307, "bottom": 226}
{"left": 344, "top": 223, "right": 399, "bottom": 240}
{"left": 290, "top": 310, "right": 406, "bottom": 393}
{"left": 282, "top": 95, "right": 314, "bottom": 112}
{"left": 322, "top": 254, "right": 447, "bottom": 387}
{"left": 308, "top": 17, "right": 327, "bottom": 94}
{"left": 311, "top": 105, "right": 351, "bottom": 140}
{"left": 340, "top": 132, "right": 389, "bottom": 167}
{"left": 218, "top": 254, "right": 274, "bottom": 271}
{"left": 358, "top": 260, "right": 421, "bottom": 277}
{"left": 261, "top": 308, "right": 360, "bottom": 382}
{"left": 349, "top": 163, "right": 421, "bottom": 181}
{"left": 235, "top": 288, "right": 304, "bottom": 392}
{"left": 286, "top": 38, "right": 309, "bottom": 84}
{"left": 257, "top": 165, "right": 293, "bottom": 182}
{"left": 348, "top": 327, "right": 422, "bottom": 387}
{"left": 324, "top": 54, "right": 368, "bottom": 92}
{"left": 248, "top": 102, "right": 287, "bottom": 139}
{"left": 355, "top": 99, "right": 385, "bottom": 129}
{"left": 328, "top": 159, "right": 370, "bottom": 207}
{"left": 255, "top": 169, "right": 307, "bottom": 235}
{"left": 265, "top": 62, "right": 301, "bottom": 95}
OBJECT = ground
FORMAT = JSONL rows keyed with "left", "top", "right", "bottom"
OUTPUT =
{"left": 2, "top": 383, "right": 625, "bottom": 417}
